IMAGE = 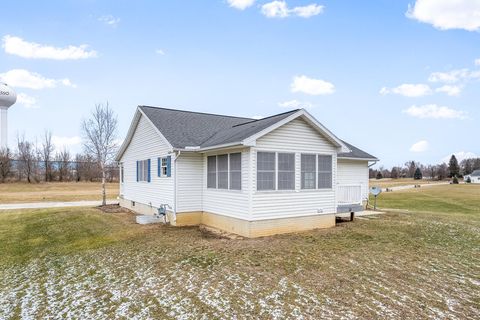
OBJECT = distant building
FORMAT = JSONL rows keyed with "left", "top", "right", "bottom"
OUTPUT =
{"left": 464, "top": 170, "right": 480, "bottom": 184}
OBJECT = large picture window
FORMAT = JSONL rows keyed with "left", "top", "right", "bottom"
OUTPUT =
{"left": 257, "top": 152, "right": 276, "bottom": 190}
{"left": 207, "top": 153, "right": 242, "bottom": 190}
{"left": 207, "top": 156, "right": 217, "bottom": 188}
{"left": 229, "top": 153, "right": 241, "bottom": 190}
{"left": 277, "top": 153, "right": 295, "bottom": 190}
{"left": 301, "top": 154, "right": 316, "bottom": 189}
{"left": 318, "top": 155, "right": 332, "bottom": 189}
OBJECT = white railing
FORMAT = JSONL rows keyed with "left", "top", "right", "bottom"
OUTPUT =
{"left": 337, "top": 184, "right": 362, "bottom": 205}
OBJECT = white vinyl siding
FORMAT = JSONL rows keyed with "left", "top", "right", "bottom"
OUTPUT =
{"left": 251, "top": 117, "right": 337, "bottom": 219}
{"left": 337, "top": 159, "right": 369, "bottom": 200}
{"left": 177, "top": 152, "right": 203, "bottom": 212}
{"left": 118, "top": 114, "right": 174, "bottom": 210}
{"left": 277, "top": 153, "right": 295, "bottom": 190}
{"left": 318, "top": 155, "right": 332, "bottom": 189}
{"left": 301, "top": 154, "right": 316, "bottom": 189}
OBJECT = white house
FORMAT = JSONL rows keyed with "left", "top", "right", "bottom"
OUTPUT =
{"left": 115, "top": 106, "right": 378, "bottom": 237}
{"left": 464, "top": 170, "right": 480, "bottom": 184}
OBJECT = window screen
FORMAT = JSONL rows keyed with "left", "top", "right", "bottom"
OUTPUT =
{"left": 257, "top": 152, "right": 276, "bottom": 190}
{"left": 277, "top": 153, "right": 295, "bottom": 190}
{"left": 217, "top": 154, "right": 228, "bottom": 189}
{"left": 138, "top": 159, "right": 149, "bottom": 182}
{"left": 207, "top": 156, "right": 216, "bottom": 188}
{"left": 318, "top": 155, "right": 332, "bottom": 189}
{"left": 301, "top": 154, "right": 316, "bottom": 189}
{"left": 229, "top": 153, "right": 241, "bottom": 190}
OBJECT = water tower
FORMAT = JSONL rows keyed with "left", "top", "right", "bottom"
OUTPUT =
{"left": 0, "top": 82, "right": 17, "bottom": 149}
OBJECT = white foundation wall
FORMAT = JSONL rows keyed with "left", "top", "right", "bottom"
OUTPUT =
{"left": 337, "top": 159, "right": 369, "bottom": 200}
{"left": 119, "top": 114, "right": 174, "bottom": 211}
{"left": 251, "top": 117, "right": 338, "bottom": 220}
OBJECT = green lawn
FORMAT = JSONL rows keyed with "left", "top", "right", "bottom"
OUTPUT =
{"left": 0, "top": 185, "right": 479, "bottom": 319}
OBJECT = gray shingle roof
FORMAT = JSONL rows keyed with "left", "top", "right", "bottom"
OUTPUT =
{"left": 138, "top": 106, "right": 377, "bottom": 160}
{"left": 469, "top": 170, "right": 480, "bottom": 177}
{"left": 139, "top": 106, "right": 298, "bottom": 148}
{"left": 338, "top": 140, "right": 378, "bottom": 160}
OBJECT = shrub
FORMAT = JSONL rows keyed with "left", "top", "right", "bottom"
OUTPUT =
{"left": 466, "top": 176, "right": 471, "bottom": 183}
{"left": 452, "top": 176, "right": 459, "bottom": 184}
{"left": 376, "top": 171, "right": 383, "bottom": 180}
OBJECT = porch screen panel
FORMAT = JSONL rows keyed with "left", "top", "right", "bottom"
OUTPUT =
{"left": 318, "top": 155, "right": 332, "bottom": 189}
{"left": 207, "top": 156, "right": 217, "bottom": 188}
{"left": 229, "top": 153, "right": 241, "bottom": 190}
{"left": 257, "top": 152, "right": 276, "bottom": 190}
{"left": 217, "top": 154, "right": 228, "bottom": 189}
{"left": 278, "top": 153, "right": 295, "bottom": 190}
{"left": 301, "top": 154, "right": 316, "bottom": 189}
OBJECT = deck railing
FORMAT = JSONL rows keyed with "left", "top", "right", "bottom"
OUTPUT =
{"left": 337, "top": 184, "right": 363, "bottom": 205}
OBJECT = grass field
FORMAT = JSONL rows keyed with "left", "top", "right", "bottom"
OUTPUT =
{"left": 0, "top": 182, "right": 119, "bottom": 203}
{"left": 0, "top": 185, "right": 479, "bottom": 319}
{"left": 369, "top": 178, "right": 447, "bottom": 189}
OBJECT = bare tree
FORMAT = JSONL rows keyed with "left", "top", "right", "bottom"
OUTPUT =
{"left": 81, "top": 102, "right": 118, "bottom": 205}
{"left": 55, "top": 148, "right": 71, "bottom": 182}
{"left": 16, "top": 134, "right": 38, "bottom": 183}
{"left": 0, "top": 147, "right": 12, "bottom": 183}
{"left": 41, "top": 130, "right": 55, "bottom": 182}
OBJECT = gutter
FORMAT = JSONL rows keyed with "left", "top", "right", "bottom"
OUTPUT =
{"left": 172, "top": 150, "right": 181, "bottom": 223}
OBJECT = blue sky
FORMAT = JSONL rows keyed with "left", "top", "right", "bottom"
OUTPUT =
{"left": 0, "top": 0, "right": 478, "bottom": 167}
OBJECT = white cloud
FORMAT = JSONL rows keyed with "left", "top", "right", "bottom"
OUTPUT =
{"left": 380, "top": 83, "right": 432, "bottom": 97}
{"left": 2, "top": 35, "right": 97, "bottom": 60}
{"left": 435, "top": 85, "right": 462, "bottom": 96}
{"left": 261, "top": 1, "right": 323, "bottom": 18}
{"left": 227, "top": 0, "right": 255, "bottom": 10}
{"left": 410, "top": 140, "right": 428, "bottom": 152}
{"left": 16, "top": 93, "right": 39, "bottom": 109}
{"left": 442, "top": 151, "right": 478, "bottom": 164}
{"left": 291, "top": 75, "right": 334, "bottom": 95}
{"left": 52, "top": 135, "right": 82, "bottom": 150}
{"left": 291, "top": 4, "right": 324, "bottom": 18}
{"left": 0, "top": 69, "right": 76, "bottom": 90}
{"left": 406, "top": 0, "right": 480, "bottom": 31}
{"left": 403, "top": 104, "right": 467, "bottom": 120}
{"left": 155, "top": 49, "right": 166, "bottom": 55}
{"left": 475, "top": 58, "right": 480, "bottom": 66}
{"left": 427, "top": 68, "right": 480, "bottom": 83}
{"left": 278, "top": 99, "right": 314, "bottom": 109}
{"left": 98, "top": 15, "right": 120, "bottom": 27}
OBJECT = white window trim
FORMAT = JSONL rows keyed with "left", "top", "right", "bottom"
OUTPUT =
{"left": 138, "top": 159, "right": 149, "bottom": 183}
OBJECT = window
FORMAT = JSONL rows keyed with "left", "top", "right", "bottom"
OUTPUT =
{"left": 257, "top": 152, "right": 276, "bottom": 190}
{"left": 229, "top": 153, "right": 241, "bottom": 190}
{"left": 318, "top": 155, "right": 332, "bottom": 188}
{"left": 278, "top": 153, "right": 295, "bottom": 190}
{"left": 301, "top": 154, "right": 316, "bottom": 189}
{"left": 137, "top": 159, "right": 150, "bottom": 182}
{"left": 207, "top": 156, "right": 217, "bottom": 188}
{"left": 161, "top": 157, "right": 168, "bottom": 176}
{"left": 217, "top": 154, "right": 228, "bottom": 189}
{"left": 120, "top": 163, "right": 124, "bottom": 183}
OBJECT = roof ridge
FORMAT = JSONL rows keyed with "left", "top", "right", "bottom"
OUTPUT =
{"left": 139, "top": 105, "right": 253, "bottom": 120}
{"left": 231, "top": 109, "right": 300, "bottom": 128}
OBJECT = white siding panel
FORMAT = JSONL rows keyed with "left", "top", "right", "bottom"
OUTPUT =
{"left": 252, "top": 117, "right": 337, "bottom": 219}
{"left": 202, "top": 149, "right": 250, "bottom": 220}
{"left": 337, "top": 159, "right": 369, "bottom": 200}
{"left": 177, "top": 152, "right": 203, "bottom": 212}
{"left": 119, "top": 115, "right": 174, "bottom": 208}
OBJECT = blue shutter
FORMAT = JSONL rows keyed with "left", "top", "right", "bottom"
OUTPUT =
{"left": 136, "top": 161, "right": 139, "bottom": 182}
{"left": 147, "top": 159, "right": 151, "bottom": 182}
{"left": 158, "top": 158, "right": 161, "bottom": 177}
{"left": 166, "top": 156, "right": 171, "bottom": 177}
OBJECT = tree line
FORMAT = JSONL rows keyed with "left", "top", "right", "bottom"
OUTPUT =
{"left": 0, "top": 103, "right": 119, "bottom": 196}
{"left": 370, "top": 155, "right": 480, "bottom": 181}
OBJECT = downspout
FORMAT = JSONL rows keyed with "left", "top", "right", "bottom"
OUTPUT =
{"left": 172, "top": 150, "right": 181, "bottom": 224}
